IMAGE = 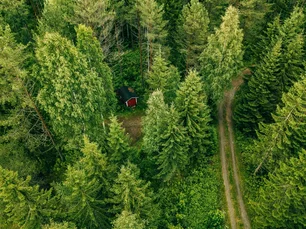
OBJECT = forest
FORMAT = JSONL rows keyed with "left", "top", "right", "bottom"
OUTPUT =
{"left": 0, "top": 0, "right": 305, "bottom": 228}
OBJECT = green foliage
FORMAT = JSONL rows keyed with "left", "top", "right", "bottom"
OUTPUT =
{"left": 111, "top": 162, "right": 158, "bottom": 227}
{"left": 76, "top": 24, "right": 116, "bottom": 114}
{"left": 235, "top": 7, "right": 305, "bottom": 135}
{"left": 112, "top": 210, "right": 145, "bottom": 229}
{"left": 0, "top": 166, "right": 55, "bottom": 229}
{"left": 107, "top": 116, "right": 131, "bottom": 165}
{"left": 175, "top": 70, "right": 212, "bottom": 163}
{"left": 34, "top": 32, "right": 107, "bottom": 149}
{"left": 177, "top": 0, "right": 209, "bottom": 70}
{"left": 251, "top": 150, "right": 306, "bottom": 228}
{"left": 147, "top": 51, "right": 180, "bottom": 103}
{"left": 55, "top": 137, "right": 109, "bottom": 228}
{"left": 250, "top": 75, "right": 306, "bottom": 173}
{"left": 156, "top": 105, "right": 190, "bottom": 182}
{"left": 42, "top": 221, "right": 77, "bottom": 229}
{"left": 200, "top": 5, "right": 244, "bottom": 103}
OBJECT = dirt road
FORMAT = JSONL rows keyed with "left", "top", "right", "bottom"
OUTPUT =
{"left": 219, "top": 77, "right": 251, "bottom": 229}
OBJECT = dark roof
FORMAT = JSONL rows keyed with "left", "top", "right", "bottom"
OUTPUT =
{"left": 117, "top": 86, "right": 138, "bottom": 102}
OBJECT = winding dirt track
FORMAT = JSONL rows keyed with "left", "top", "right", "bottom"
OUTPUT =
{"left": 219, "top": 78, "right": 251, "bottom": 229}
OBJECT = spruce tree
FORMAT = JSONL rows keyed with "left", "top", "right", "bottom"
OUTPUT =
{"left": 42, "top": 221, "right": 77, "bottom": 229}
{"left": 112, "top": 210, "right": 145, "bottom": 229}
{"left": 200, "top": 5, "right": 244, "bottom": 103}
{"left": 156, "top": 105, "right": 189, "bottom": 182}
{"left": 76, "top": 24, "right": 116, "bottom": 114}
{"left": 34, "top": 32, "right": 106, "bottom": 148}
{"left": 107, "top": 116, "right": 131, "bottom": 165}
{"left": 111, "top": 162, "right": 158, "bottom": 226}
{"left": 175, "top": 70, "right": 211, "bottom": 163}
{"left": 252, "top": 150, "right": 306, "bottom": 228}
{"left": 0, "top": 166, "right": 55, "bottom": 229}
{"left": 136, "top": 0, "right": 168, "bottom": 70}
{"left": 177, "top": 0, "right": 209, "bottom": 71}
{"left": 147, "top": 51, "right": 180, "bottom": 103}
{"left": 142, "top": 90, "right": 169, "bottom": 156}
{"left": 251, "top": 75, "right": 306, "bottom": 174}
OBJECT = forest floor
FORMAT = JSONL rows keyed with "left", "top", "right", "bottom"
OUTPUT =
{"left": 118, "top": 112, "right": 143, "bottom": 144}
{"left": 218, "top": 76, "right": 251, "bottom": 229}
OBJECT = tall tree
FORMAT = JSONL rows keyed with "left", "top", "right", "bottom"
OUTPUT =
{"left": 0, "top": 166, "right": 55, "bottom": 229}
{"left": 55, "top": 137, "right": 110, "bottom": 228}
{"left": 234, "top": 7, "right": 305, "bottom": 134}
{"left": 251, "top": 75, "right": 306, "bottom": 174}
{"left": 156, "top": 105, "right": 189, "bottom": 182}
{"left": 112, "top": 210, "right": 145, "bottom": 229}
{"left": 200, "top": 5, "right": 244, "bottom": 103}
{"left": 252, "top": 150, "right": 306, "bottom": 229}
{"left": 34, "top": 32, "right": 107, "bottom": 149}
{"left": 177, "top": 0, "right": 210, "bottom": 71}
{"left": 76, "top": 24, "right": 116, "bottom": 114}
{"left": 136, "top": 0, "right": 168, "bottom": 71}
{"left": 147, "top": 50, "right": 180, "bottom": 103}
{"left": 73, "top": 0, "right": 115, "bottom": 57}
{"left": 111, "top": 162, "right": 158, "bottom": 227}
{"left": 107, "top": 116, "right": 131, "bottom": 165}
{"left": 175, "top": 70, "right": 212, "bottom": 163}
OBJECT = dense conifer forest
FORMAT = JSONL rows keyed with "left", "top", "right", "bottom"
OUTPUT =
{"left": 0, "top": 0, "right": 305, "bottom": 228}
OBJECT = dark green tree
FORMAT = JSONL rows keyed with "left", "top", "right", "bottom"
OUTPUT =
{"left": 0, "top": 166, "right": 55, "bottom": 229}
{"left": 177, "top": 0, "right": 209, "bottom": 71}
{"left": 156, "top": 105, "right": 189, "bottom": 182}
{"left": 252, "top": 150, "right": 306, "bottom": 228}
{"left": 175, "top": 70, "right": 212, "bottom": 163}
{"left": 147, "top": 51, "right": 180, "bottom": 103}
{"left": 200, "top": 5, "right": 244, "bottom": 103}
{"left": 76, "top": 24, "right": 116, "bottom": 114}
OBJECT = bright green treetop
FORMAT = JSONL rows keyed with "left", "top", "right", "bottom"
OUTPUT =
{"left": 112, "top": 210, "right": 145, "bottom": 229}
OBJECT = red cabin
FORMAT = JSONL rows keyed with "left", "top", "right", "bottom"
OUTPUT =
{"left": 117, "top": 86, "right": 138, "bottom": 107}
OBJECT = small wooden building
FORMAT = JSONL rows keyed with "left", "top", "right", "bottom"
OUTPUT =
{"left": 117, "top": 86, "right": 138, "bottom": 107}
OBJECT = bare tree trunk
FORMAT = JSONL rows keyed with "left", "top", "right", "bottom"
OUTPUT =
{"left": 137, "top": 14, "right": 144, "bottom": 88}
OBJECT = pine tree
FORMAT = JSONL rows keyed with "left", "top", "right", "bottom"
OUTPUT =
{"left": 107, "top": 116, "right": 131, "bottom": 165}
{"left": 111, "top": 162, "right": 158, "bottom": 226}
{"left": 0, "top": 166, "right": 55, "bottom": 229}
{"left": 156, "top": 105, "right": 189, "bottom": 182}
{"left": 73, "top": 0, "right": 115, "bottom": 57}
{"left": 251, "top": 75, "right": 306, "bottom": 174}
{"left": 56, "top": 138, "right": 110, "bottom": 228}
{"left": 142, "top": 90, "right": 169, "bottom": 156}
{"left": 234, "top": 7, "right": 305, "bottom": 134}
{"left": 175, "top": 70, "right": 212, "bottom": 163}
{"left": 34, "top": 32, "right": 106, "bottom": 148}
{"left": 200, "top": 5, "right": 244, "bottom": 103}
{"left": 252, "top": 150, "right": 306, "bottom": 228}
{"left": 112, "top": 210, "right": 145, "bottom": 229}
{"left": 147, "top": 51, "right": 180, "bottom": 103}
{"left": 76, "top": 24, "right": 116, "bottom": 114}
{"left": 136, "top": 0, "right": 168, "bottom": 70}
{"left": 42, "top": 221, "right": 77, "bottom": 229}
{"left": 177, "top": 0, "right": 209, "bottom": 71}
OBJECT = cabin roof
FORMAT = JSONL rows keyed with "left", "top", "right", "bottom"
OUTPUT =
{"left": 117, "top": 86, "right": 138, "bottom": 102}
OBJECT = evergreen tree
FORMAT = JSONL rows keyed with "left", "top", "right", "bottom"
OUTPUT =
{"left": 147, "top": 51, "right": 180, "bottom": 103}
{"left": 111, "top": 162, "right": 158, "bottom": 226}
{"left": 142, "top": 90, "right": 169, "bottom": 156}
{"left": 200, "top": 5, "right": 244, "bottom": 103}
{"left": 156, "top": 105, "right": 189, "bottom": 182}
{"left": 136, "top": 0, "right": 168, "bottom": 70}
{"left": 235, "top": 7, "right": 305, "bottom": 134}
{"left": 252, "top": 150, "right": 306, "bottom": 228}
{"left": 73, "top": 0, "right": 115, "bottom": 57}
{"left": 76, "top": 24, "right": 116, "bottom": 114}
{"left": 56, "top": 138, "right": 110, "bottom": 228}
{"left": 42, "top": 221, "right": 77, "bottom": 229}
{"left": 175, "top": 70, "right": 211, "bottom": 163}
{"left": 107, "top": 116, "right": 131, "bottom": 165}
{"left": 251, "top": 75, "right": 306, "bottom": 174}
{"left": 0, "top": 166, "right": 55, "bottom": 229}
{"left": 177, "top": 0, "right": 209, "bottom": 71}
{"left": 112, "top": 210, "right": 145, "bottom": 229}
{"left": 34, "top": 32, "right": 106, "bottom": 149}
